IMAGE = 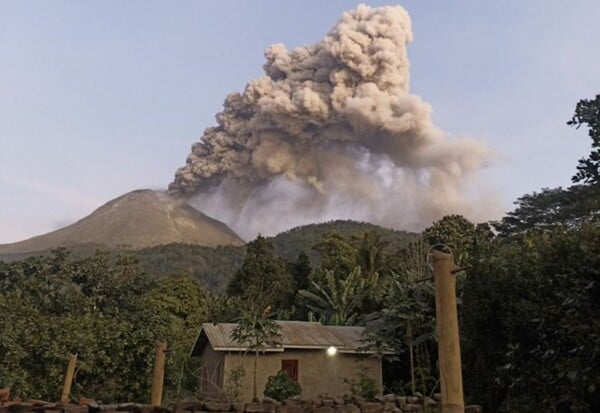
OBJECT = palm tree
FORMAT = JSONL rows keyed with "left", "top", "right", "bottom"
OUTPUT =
{"left": 299, "top": 266, "right": 378, "bottom": 325}
{"left": 365, "top": 272, "right": 436, "bottom": 396}
{"left": 354, "top": 231, "right": 389, "bottom": 278}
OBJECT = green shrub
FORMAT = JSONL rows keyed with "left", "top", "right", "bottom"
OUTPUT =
{"left": 263, "top": 370, "right": 302, "bottom": 401}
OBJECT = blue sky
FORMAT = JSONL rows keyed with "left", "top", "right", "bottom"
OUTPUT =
{"left": 1, "top": 1, "right": 598, "bottom": 243}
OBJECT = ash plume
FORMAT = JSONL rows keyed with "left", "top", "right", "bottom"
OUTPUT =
{"left": 170, "top": 4, "right": 495, "bottom": 239}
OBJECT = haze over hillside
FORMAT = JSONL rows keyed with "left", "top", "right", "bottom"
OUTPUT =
{"left": 0, "top": 189, "right": 244, "bottom": 256}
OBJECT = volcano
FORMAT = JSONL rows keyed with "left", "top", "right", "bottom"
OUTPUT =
{"left": 0, "top": 189, "right": 244, "bottom": 257}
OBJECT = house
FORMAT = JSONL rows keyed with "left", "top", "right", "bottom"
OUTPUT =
{"left": 190, "top": 321, "right": 383, "bottom": 401}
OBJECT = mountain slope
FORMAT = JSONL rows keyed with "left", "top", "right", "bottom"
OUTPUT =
{"left": 1, "top": 198, "right": 417, "bottom": 289}
{"left": 269, "top": 220, "right": 417, "bottom": 261}
{"left": 131, "top": 220, "right": 417, "bottom": 289}
{"left": 0, "top": 189, "right": 244, "bottom": 256}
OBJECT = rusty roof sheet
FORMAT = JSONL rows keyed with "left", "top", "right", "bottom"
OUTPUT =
{"left": 190, "top": 321, "right": 373, "bottom": 356}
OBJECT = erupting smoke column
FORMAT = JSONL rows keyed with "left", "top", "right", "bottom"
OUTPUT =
{"left": 170, "top": 4, "right": 494, "bottom": 240}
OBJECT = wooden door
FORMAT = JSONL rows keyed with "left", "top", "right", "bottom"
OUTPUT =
{"left": 281, "top": 359, "right": 299, "bottom": 382}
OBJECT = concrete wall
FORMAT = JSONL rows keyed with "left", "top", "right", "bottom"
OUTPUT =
{"left": 222, "top": 350, "right": 382, "bottom": 402}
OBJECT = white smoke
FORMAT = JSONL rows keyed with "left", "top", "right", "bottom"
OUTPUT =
{"left": 170, "top": 4, "right": 496, "bottom": 240}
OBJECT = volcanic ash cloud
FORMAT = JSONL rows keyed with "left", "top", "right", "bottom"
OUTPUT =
{"left": 169, "top": 4, "right": 494, "bottom": 239}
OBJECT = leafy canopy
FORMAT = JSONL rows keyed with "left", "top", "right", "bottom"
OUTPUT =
{"left": 569, "top": 94, "right": 600, "bottom": 184}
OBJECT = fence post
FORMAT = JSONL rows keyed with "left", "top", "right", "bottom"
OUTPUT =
{"left": 151, "top": 342, "right": 167, "bottom": 406}
{"left": 61, "top": 354, "right": 78, "bottom": 403}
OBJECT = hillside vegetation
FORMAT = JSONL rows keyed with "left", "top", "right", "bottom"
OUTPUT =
{"left": 269, "top": 220, "right": 416, "bottom": 262}
{"left": 131, "top": 244, "right": 245, "bottom": 290}
{"left": 1, "top": 220, "right": 416, "bottom": 290}
{"left": 132, "top": 220, "right": 415, "bottom": 289}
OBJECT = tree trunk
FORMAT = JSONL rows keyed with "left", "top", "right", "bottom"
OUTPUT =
{"left": 253, "top": 350, "right": 259, "bottom": 402}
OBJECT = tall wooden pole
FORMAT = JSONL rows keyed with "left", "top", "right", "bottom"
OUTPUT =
{"left": 407, "top": 323, "right": 416, "bottom": 396}
{"left": 61, "top": 354, "right": 78, "bottom": 403}
{"left": 151, "top": 342, "right": 167, "bottom": 406}
{"left": 431, "top": 250, "right": 464, "bottom": 413}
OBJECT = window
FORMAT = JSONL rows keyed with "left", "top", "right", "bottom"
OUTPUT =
{"left": 281, "top": 359, "right": 299, "bottom": 382}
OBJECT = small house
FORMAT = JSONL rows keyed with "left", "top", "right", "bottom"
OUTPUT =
{"left": 190, "top": 321, "right": 382, "bottom": 401}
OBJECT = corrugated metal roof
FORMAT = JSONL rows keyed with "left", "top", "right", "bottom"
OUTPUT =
{"left": 190, "top": 321, "right": 373, "bottom": 356}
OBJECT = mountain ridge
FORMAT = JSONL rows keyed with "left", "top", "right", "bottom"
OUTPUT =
{"left": 0, "top": 189, "right": 244, "bottom": 256}
{"left": 0, "top": 189, "right": 417, "bottom": 290}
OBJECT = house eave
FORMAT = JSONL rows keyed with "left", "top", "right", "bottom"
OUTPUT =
{"left": 213, "top": 346, "right": 285, "bottom": 353}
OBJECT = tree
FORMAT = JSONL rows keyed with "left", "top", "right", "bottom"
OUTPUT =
{"left": 495, "top": 95, "right": 600, "bottom": 236}
{"left": 226, "top": 237, "right": 291, "bottom": 401}
{"left": 495, "top": 186, "right": 600, "bottom": 236}
{"left": 461, "top": 225, "right": 600, "bottom": 411}
{"left": 226, "top": 236, "right": 294, "bottom": 314}
{"left": 311, "top": 232, "right": 356, "bottom": 279}
{"left": 0, "top": 250, "right": 211, "bottom": 402}
{"left": 289, "top": 252, "right": 312, "bottom": 292}
{"left": 231, "top": 303, "right": 282, "bottom": 402}
{"left": 364, "top": 240, "right": 437, "bottom": 397}
{"left": 299, "top": 266, "right": 377, "bottom": 325}
{"left": 353, "top": 231, "right": 390, "bottom": 278}
{"left": 495, "top": 95, "right": 600, "bottom": 237}
{"left": 423, "top": 215, "right": 475, "bottom": 252}
{"left": 423, "top": 215, "right": 491, "bottom": 268}
{"left": 569, "top": 94, "right": 600, "bottom": 185}
{"left": 142, "top": 275, "right": 208, "bottom": 399}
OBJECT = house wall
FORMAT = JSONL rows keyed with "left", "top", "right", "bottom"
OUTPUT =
{"left": 197, "top": 344, "right": 226, "bottom": 399}
{"left": 223, "top": 349, "right": 382, "bottom": 402}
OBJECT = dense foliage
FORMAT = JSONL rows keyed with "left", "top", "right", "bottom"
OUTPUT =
{"left": 226, "top": 236, "right": 294, "bottom": 312}
{"left": 133, "top": 244, "right": 246, "bottom": 290}
{"left": 462, "top": 225, "right": 600, "bottom": 411}
{"left": 0, "top": 251, "right": 207, "bottom": 402}
{"left": 495, "top": 185, "right": 600, "bottom": 236}
{"left": 569, "top": 94, "right": 600, "bottom": 185}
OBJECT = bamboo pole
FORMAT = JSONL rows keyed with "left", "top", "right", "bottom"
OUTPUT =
{"left": 61, "top": 354, "right": 78, "bottom": 403}
{"left": 151, "top": 342, "right": 167, "bottom": 406}
{"left": 431, "top": 250, "right": 464, "bottom": 413}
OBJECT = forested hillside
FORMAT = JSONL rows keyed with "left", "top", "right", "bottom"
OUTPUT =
{"left": 131, "top": 244, "right": 245, "bottom": 290}
{"left": 0, "top": 220, "right": 416, "bottom": 290}
{"left": 269, "top": 220, "right": 416, "bottom": 262}
{"left": 134, "top": 220, "right": 415, "bottom": 288}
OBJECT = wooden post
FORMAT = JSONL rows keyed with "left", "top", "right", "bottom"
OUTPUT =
{"left": 407, "top": 323, "right": 416, "bottom": 395}
{"left": 151, "top": 342, "right": 167, "bottom": 406}
{"left": 61, "top": 354, "right": 77, "bottom": 403}
{"left": 431, "top": 250, "right": 464, "bottom": 413}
